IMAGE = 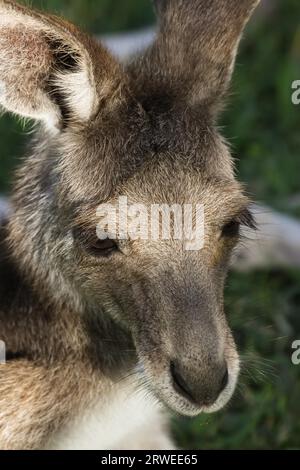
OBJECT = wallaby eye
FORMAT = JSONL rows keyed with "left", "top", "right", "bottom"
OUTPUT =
{"left": 73, "top": 228, "right": 119, "bottom": 257}
{"left": 221, "top": 220, "right": 240, "bottom": 238}
{"left": 88, "top": 238, "right": 119, "bottom": 257}
{"left": 221, "top": 208, "right": 256, "bottom": 239}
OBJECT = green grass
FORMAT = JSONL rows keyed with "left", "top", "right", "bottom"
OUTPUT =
{"left": 33, "top": 0, "right": 154, "bottom": 33}
{"left": 1, "top": 0, "right": 300, "bottom": 450}
{"left": 224, "top": 0, "right": 300, "bottom": 212}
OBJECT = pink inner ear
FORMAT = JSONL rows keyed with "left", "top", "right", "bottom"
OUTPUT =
{"left": 0, "top": 26, "right": 53, "bottom": 99}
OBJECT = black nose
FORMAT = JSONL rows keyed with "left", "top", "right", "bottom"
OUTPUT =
{"left": 170, "top": 360, "right": 228, "bottom": 406}
{"left": 170, "top": 361, "right": 197, "bottom": 403}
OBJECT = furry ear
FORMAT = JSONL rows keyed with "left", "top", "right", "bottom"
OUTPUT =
{"left": 146, "top": 0, "right": 260, "bottom": 112}
{"left": 0, "top": 0, "right": 124, "bottom": 129}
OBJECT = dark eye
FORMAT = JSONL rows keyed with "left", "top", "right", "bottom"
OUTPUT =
{"left": 221, "top": 220, "right": 240, "bottom": 238}
{"left": 87, "top": 237, "right": 118, "bottom": 257}
{"left": 73, "top": 228, "right": 119, "bottom": 257}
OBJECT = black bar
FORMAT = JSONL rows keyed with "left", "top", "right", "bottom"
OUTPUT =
{"left": 0, "top": 450, "right": 296, "bottom": 467}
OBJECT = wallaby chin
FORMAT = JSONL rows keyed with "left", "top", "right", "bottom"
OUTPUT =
{"left": 0, "top": 0, "right": 260, "bottom": 450}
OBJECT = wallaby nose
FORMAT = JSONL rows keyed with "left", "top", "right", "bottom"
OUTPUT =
{"left": 170, "top": 360, "right": 228, "bottom": 407}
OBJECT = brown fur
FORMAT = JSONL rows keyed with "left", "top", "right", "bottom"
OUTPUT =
{"left": 0, "top": 0, "right": 259, "bottom": 449}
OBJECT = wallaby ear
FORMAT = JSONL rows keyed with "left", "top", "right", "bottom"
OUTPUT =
{"left": 0, "top": 0, "right": 124, "bottom": 129}
{"left": 146, "top": 0, "right": 260, "bottom": 112}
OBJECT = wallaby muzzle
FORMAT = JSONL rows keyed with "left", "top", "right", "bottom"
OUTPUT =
{"left": 128, "top": 268, "right": 240, "bottom": 416}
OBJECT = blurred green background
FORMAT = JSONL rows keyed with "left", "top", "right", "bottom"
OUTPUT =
{"left": 1, "top": 0, "right": 300, "bottom": 450}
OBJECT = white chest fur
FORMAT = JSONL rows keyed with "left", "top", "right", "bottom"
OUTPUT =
{"left": 45, "top": 381, "right": 168, "bottom": 450}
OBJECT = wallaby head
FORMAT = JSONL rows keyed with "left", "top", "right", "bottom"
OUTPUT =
{"left": 0, "top": 0, "right": 259, "bottom": 417}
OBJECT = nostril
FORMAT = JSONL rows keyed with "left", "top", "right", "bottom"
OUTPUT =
{"left": 170, "top": 361, "right": 229, "bottom": 406}
{"left": 220, "top": 367, "right": 229, "bottom": 393}
{"left": 170, "top": 361, "right": 196, "bottom": 404}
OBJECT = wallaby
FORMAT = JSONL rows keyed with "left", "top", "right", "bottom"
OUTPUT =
{"left": 0, "top": 0, "right": 259, "bottom": 450}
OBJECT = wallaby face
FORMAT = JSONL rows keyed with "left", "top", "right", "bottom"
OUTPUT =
{"left": 0, "top": 0, "right": 259, "bottom": 420}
